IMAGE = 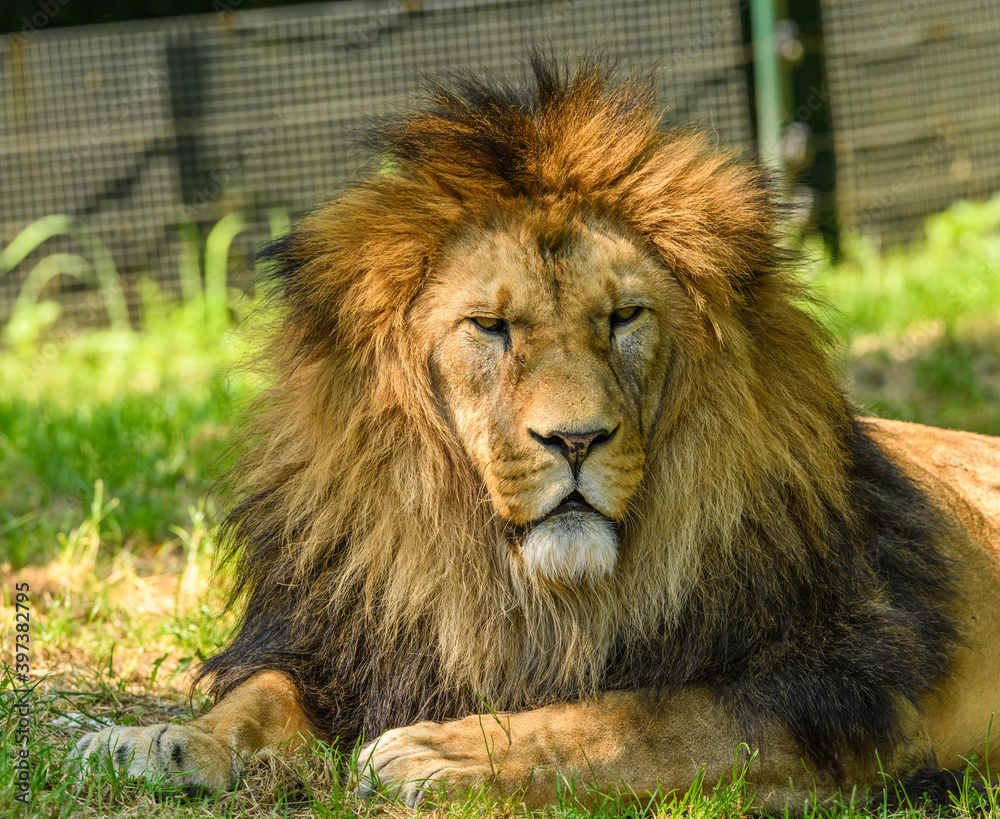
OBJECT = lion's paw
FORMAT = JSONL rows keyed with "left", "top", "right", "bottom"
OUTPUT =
{"left": 353, "top": 719, "right": 513, "bottom": 807}
{"left": 69, "top": 723, "right": 241, "bottom": 794}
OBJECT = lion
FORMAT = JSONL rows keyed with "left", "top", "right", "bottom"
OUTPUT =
{"left": 72, "top": 60, "right": 1000, "bottom": 812}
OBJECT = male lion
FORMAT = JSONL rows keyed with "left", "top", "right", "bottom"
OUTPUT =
{"left": 73, "top": 61, "right": 1000, "bottom": 812}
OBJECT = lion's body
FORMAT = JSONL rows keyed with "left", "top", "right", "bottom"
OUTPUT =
{"left": 73, "top": 61, "right": 1000, "bottom": 811}
{"left": 873, "top": 420, "right": 1000, "bottom": 770}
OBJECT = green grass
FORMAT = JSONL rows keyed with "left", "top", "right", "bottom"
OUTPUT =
{"left": 0, "top": 297, "right": 251, "bottom": 570}
{"left": 813, "top": 196, "right": 1000, "bottom": 339}
{"left": 2, "top": 198, "right": 1000, "bottom": 817}
{"left": 0, "top": 209, "right": 273, "bottom": 570}
{"left": 808, "top": 194, "right": 1000, "bottom": 435}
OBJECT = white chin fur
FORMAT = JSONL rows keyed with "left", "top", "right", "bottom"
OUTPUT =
{"left": 520, "top": 510, "right": 618, "bottom": 583}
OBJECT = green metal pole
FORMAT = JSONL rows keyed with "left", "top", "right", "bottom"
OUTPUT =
{"left": 751, "top": 0, "right": 783, "bottom": 178}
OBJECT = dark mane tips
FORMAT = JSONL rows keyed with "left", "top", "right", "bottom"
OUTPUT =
{"left": 365, "top": 58, "right": 661, "bottom": 199}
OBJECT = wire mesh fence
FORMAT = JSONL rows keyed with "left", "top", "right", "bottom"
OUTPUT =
{"left": 0, "top": 0, "right": 752, "bottom": 326}
{"left": 821, "top": 0, "right": 1000, "bottom": 246}
{"left": 3, "top": 0, "right": 1000, "bottom": 327}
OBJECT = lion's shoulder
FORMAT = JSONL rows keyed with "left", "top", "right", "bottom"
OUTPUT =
{"left": 863, "top": 417, "right": 1000, "bottom": 535}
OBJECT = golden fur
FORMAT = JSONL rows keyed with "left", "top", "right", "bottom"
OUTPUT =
{"left": 71, "top": 61, "right": 1000, "bottom": 811}
{"left": 211, "top": 62, "right": 855, "bottom": 719}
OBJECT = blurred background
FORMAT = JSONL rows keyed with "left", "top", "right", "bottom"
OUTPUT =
{"left": 0, "top": 0, "right": 998, "bottom": 695}
{"left": 3, "top": 0, "right": 999, "bottom": 324}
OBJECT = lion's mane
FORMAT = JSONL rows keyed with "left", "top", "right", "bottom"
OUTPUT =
{"left": 198, "top": 60, "right": 957, "bottom": 770}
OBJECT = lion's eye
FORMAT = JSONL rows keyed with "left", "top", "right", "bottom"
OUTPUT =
{"left": 611, "top": 306, "right": 643, "bottom": 326}
{"left": 469, "top": 316, "right": 508, "bottom": 335}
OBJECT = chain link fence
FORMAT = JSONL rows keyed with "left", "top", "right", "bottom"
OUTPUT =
{"left": 3, "top": 0, "right": 1000, "bottom": 325}
{"left": 822, "top": 0, "right": 1000, "bottom": 245}
{"left": 0, "top": 0, "right": 752, "bottom": 325}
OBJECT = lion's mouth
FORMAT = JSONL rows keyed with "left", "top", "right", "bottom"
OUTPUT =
{"left": 507, "top": 490, "right": 620, "bottom": 583}
{"left": 544, "top": 490, "right": 598, "bottom": 519}
{"left": 504, "top": 491, "right": 611, "bottom": 543}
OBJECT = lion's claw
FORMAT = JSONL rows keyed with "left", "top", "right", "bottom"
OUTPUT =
{"left": 69, "top": 723, "right": 241, "bottom": 793}
{"left": 353, "top": 718, "right": 514, "bottom": 807}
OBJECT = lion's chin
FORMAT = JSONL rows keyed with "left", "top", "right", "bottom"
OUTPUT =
{"left": 519, "top": 509, "right": 618, "bottom": 584}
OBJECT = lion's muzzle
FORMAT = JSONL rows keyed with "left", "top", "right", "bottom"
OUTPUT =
{"left": 519, "top": 491, "right": 619, "bottom": 583}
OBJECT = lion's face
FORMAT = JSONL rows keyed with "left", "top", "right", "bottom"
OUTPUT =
{"left": 415, "top": 211, "right": 688, "bottom": 584}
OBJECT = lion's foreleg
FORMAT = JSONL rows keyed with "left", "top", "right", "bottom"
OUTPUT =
{"left": 354, "top": 688, "right": 935, "bottom": 811}
{"left": 71, "top": 671, "right": 311, "bottom": 793}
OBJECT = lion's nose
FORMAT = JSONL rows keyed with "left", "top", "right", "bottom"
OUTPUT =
{"left": 530, "top": 427, "right": 617, "bottom": 480}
